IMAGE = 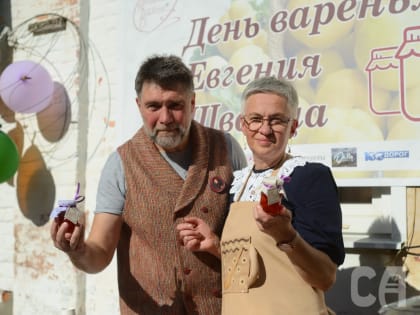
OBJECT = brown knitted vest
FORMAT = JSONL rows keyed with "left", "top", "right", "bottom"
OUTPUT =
{"left": 117, "top": 121, "right": 232, "bottom": 315}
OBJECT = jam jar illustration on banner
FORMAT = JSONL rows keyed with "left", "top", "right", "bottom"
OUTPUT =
{"left": 395, "top": 25, "right": 420, "bottom": 122}
{"left": 365, "top": 46, "right": 401, "bottom": 116}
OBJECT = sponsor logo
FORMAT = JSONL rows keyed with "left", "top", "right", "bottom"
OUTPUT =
{"left": 351, "top": 266, "right": 406, "bottom": 309}
{"left": 331, "top": 148, "right": 357, "bottom": 167}
{"left": 301, "top": 155, "right": 326, "bottom": 162}
{"left": 364, "top": 150, "right": 409, "bottom": 161}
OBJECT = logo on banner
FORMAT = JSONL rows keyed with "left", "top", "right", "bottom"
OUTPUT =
{"left": 133, "top": 0, "right": 179, "bottom": 32}
{"left": 364, "top": 150, "right": 410, "bottom": 161}
{"left": 351, "top": 266, "right": 406, "bottom": 309}
{"left": 331, "top": 148, "right": 357, "bottom": 167}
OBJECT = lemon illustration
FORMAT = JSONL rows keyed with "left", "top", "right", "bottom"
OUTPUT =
{"left": 315, "top": 69, "right": 367, "bottom": 110}
{"left": 287, "top": 0, "right": 354, "bottom": 49}
{"left": 306, "top": 107, "right": 384, "bottom": 143}
{"left": 229, "top": 44, "right": 272, "bottom": 93}
{"left": 216, "top": 1, "right": 265, "bottom": 58}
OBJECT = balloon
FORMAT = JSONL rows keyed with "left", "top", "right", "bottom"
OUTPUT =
{"left": 7, "top": 122, "right": 24, "bottom": 158}
{"left": 0, "top": 60, "right": 54, "bottom": 113}
{"left": 0, "top": 96, "right": 15, "bottom": 122}
{"left": 5, "top": 123, "right": 24, "bottom": 186}
{"left": 37, "top": 82, "right": 71, "bottom": 142}
{"left": 0, "top": 130, "right": 19, "bottom": 183}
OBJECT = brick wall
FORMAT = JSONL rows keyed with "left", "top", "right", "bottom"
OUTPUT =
{"left": 0, "top": 0, "right": 121, "bottom": 314}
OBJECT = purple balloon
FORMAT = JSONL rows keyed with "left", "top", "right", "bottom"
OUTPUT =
{"left": 0, "top": 60, "right": 54, "bottom": 114}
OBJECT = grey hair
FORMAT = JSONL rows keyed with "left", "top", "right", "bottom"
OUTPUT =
{"left": 240, "top": 76, "right": 299, "bottom": 118}
{"left": 135, "top": 54, "right": 194, "bottom": 97}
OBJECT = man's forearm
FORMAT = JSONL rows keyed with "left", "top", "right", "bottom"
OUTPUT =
{"left": 67, "top": 242, "right": 114, "bottom": 274}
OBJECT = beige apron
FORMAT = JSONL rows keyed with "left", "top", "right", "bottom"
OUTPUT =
{"left": 221, "top": 168, "right": 331, "bottom": 315}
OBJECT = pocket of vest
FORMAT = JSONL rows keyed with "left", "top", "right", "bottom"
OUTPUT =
{"left": 222, "top": 237, "right": 260, "bottom": 294}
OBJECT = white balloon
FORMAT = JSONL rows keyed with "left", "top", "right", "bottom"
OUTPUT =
{"left": 0, "top": 60, "right": 54, "bottom": 113}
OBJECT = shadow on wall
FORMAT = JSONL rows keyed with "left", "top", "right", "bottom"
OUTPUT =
{"left": 37, "top": 81, "right": 72, "bottom": 142}
{"left": 325, "top": 217, "right": 420, "bottom": 315}
{"left": 15, "top": 144, "right": 55, "bottom": 226}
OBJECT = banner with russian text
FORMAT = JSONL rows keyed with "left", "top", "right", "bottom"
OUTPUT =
{"left": 119, "top": 0, "right": 420, "bottom": 186}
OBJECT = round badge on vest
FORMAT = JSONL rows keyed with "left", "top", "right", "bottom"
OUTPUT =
{"left": 209, "top": 176, "right": 226, "bottom": 193}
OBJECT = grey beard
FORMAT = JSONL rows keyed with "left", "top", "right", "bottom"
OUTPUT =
{"left": 152, "top": 132, "right": 184, "bottom": 149}
{"left": 146, "top": 123, "right": 191, "bottom": 150}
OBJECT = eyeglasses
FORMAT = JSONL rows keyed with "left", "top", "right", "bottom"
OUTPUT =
{"left": 242, "top": 114, "right": 291, "bottom": 132}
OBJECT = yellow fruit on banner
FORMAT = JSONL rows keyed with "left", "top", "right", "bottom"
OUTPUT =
{"left": 308, "top": 49, "right": 346, "bottom": 103}
{"left": 343, "top": 108, "right": 385, "bottom": 141}
{"left": 252, "top": 29, "right": 268, "bottom": 53}
{"left": 400, "top": 86, "right": 420, "bottom": 121}
{"left": 384, "top": 103, "right": 420, "bottom": 177}
{"left": 216, "top": 1, "right": 262, "bottom": 58}
{"left": 293, "top": 79, "right": 315, "bottom": 105}
{"left": 386, "top": 118, "right": 420, "bottom": 141}
{"left": 367, "top": 85, "right": 393, "bottom": 113}
{"left": 315, "top": 67, "right": 391, "bottom": 135}
{"left": 306, "top": 107, "right": 384, "bottom": 143}
{"left": 315, "top": 69, "right": 368, "bottom": 110}
{"left": 386, "top": 87, "right": 420, "bottom": 134}
{"left": 318, "top": 49, "right": 345, "bottom": 79}
{"left": 365, "top": 85, "right": 392, "bottom": 133}
{"left": 287, "top": 0, "right": 354, "bottom": 49}
{"left": 217, "top": 28, "right": 268, "bottom": 59}
{"left": 201, "top": 55, "right": 229, "bottom": 81}
{"left": 293, "top": 96, "right": 312, "bottom": 144}
{"left": 385, "top": 93, "right": 403, "bottom": 130}
{"left": 228, "top": 0, "right": 257, "bottom": 21}
{"left": 194, "top": 90, "right": 225, "bottom": 126}
{"left": 195, "top": 90, "right": 220, "bottom": 106}
{"left": 334, "top": 30, "right": 356, "bottom": 67}
{"left": 217, "top": 13, "right": 254, "bottom": 58}
{"left": 397, "top": 48, "right": 420, "bottom": 90}
{"left": 229, "top": 44, "right": 272, "bottom": 93}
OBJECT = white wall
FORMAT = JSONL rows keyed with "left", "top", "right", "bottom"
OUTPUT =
{"left": 0, "top": 0, "right": 122, "bottom": 314}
